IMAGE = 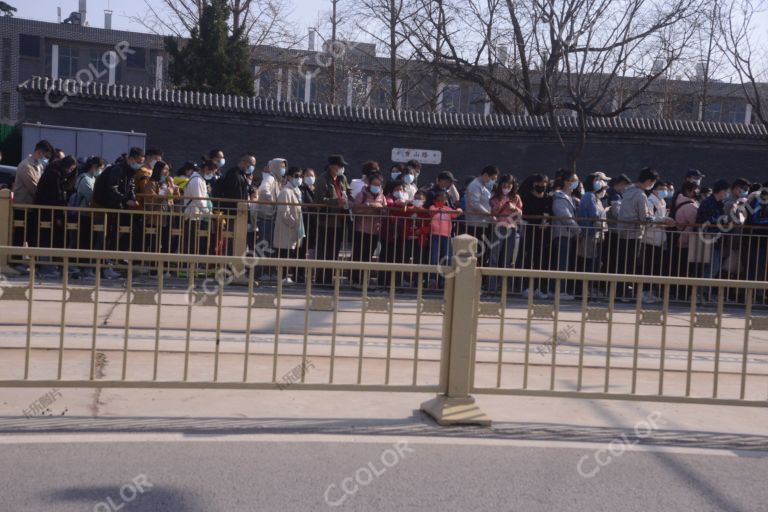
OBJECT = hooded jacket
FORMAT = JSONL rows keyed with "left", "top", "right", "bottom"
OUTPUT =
{"left": 255, "top": 158, "right": 287, "bottom": 219}
{"left": 617, "top": 184, "right": 650, "bottom": 239}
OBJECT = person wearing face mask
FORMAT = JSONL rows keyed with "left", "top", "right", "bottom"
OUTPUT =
{"left": 576, "top": 172, "right": 609, "bottom": 295}
{"left": 252, "top": 157, "right": 287, "bottom": 281}
{"left": 314, "top": 154, "right": 352, "bottom": 285}
{"left": 724, "top": 178, "right": 751, "bottom": 226}
{"left": 518, "top": 174, "right": 551, "bottom": 300}
{"left": 389, "top": 164, "right": 404, "bottom": 185}
{"left": 350, "top": 173, "right": 387, "bottom": 288}
{"left": 273, "top": 167, "right": 306, "bottom": 286}
{"left": 379, "top": 180, "right": 410, "bottom": 287}
{"left": 639, "top": 181, "right": 675, "bottom": 303}
{"left": 428, "top": 191, "right": 463, "bottom": 289}
{"left": 746, "top": 187, "right": 768, "bottom": 289}
{"left": 34, "top": 156, "right": 78, "bottom": 276}
{"left": 11, "top": 139, "right": 54, "bottom": 261}
{"left": 426, "top": 171, "right": 458, "bottom": 209}
{"left": 144, "top": 148, "right": 164, "bottom": 172}
{"left": 213, "top": 152, "right": 256, "bottom": 214}
{"left": 695, "top": 179, "right": 730, "bottom": 301}
{"left": 182, "top": 159, "right": 213, "bottom": 256}
{"left": 400, "top": 167, "right": 418, "bottom": 201}
{"left": 614, "top": 167, "right": 660, "bottom": 299}
{"left": 137, "top": 159, "right": 175, "bottom": 263}
{"left": 404, "top": 191, "right": 431, "bottom": 273}
{"left": 465, "top": 165, "right": 500, "bottom": 264}
{"left": 71, "top": 156, "right": 106, "bottom": 277}
{"left": 209, "top": 148, "right": 226, "bottom": 178}
{"left": 550, "top": 172, "right": 581, "bottom": 300}
{"left": 487, "top": 174, "right": 523, "bottom": 293}
{"left": 294, "top": 167, "right": 317, "bottom": 283}
{"left": 672, "top": 182, "right": 701, "bottom": 298}
{"left": 671, "top": 169, "right": 705, "bottom": 208}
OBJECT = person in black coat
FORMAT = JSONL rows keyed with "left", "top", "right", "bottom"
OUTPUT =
{"left": 213, "top": 153, "right": 256, "bottom": 214}
{"left": 35, "top": 156, "right": 77, "bottom": 248}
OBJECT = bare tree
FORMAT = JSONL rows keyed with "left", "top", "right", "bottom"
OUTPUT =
{"left": 130, "top": 0, "right": 298, "bottom": 48}
{"left": 407, "top": 0, "right": 703, "bottom": 168}
{"left": 720, "top": 0, "right": 768, "bottom": 128}
{"left": 352, "top": 0, "right": 426, "bottom": 110}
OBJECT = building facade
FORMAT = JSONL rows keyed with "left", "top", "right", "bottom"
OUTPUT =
{"left": 0, "top": 14, "right": 759, "bottom": 126}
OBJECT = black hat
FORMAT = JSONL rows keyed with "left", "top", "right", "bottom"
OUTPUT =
{"left": 328, "top": 154, "right": 349, "bottom": 167}
{"left": 610, "top": 174, "right": 631, "bottom": 186}
{"left": 437, "top": 170, "right": 457, "bottom": 182}
{"left": 685, "top": 169, "right": 705, "bottom": 179}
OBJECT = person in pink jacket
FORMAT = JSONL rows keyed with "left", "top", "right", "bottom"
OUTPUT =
{"left": 428, "top": 191, "right": 462, "bottom": 287}
{"left": 351, "top": 173, "right": 387, "bottom": 287}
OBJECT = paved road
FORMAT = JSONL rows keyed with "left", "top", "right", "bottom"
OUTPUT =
{"left": 2, "top": 433, "right": 767, "bottom": 512}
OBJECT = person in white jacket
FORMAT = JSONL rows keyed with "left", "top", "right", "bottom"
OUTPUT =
{"left": 253, "top": 158, "right": 286, "bottom": 280}
{"left": 273, "top": 168, "right": 305, "bottom": 286}
{"left": 640, "top": 181, "right": 675, "bottom": 303}
{"left": 183, "top": 164, "right": 213, "bottom": 255}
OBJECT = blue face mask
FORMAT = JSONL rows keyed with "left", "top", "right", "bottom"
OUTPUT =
{"left": 279, "top": 167, "right": 286, "bottom": 177}
{"left": 40, "top": 158, "right": 50, "bottom": 168}
{"left": 486, "top": 180, "right": 496, "bottom": 191}
{"left": 403, "top": 174, "right": 414, "bottom": 184}
{"left": 391, "top": 172, "right": 401, "bottom": 181}
{"left": 740, "top": 190, "right": 748, "bottom": 199}
{"left": 658, "top": 190, "right": 668, "bottom": 199}
{"left": 130, "top": 162, "right": 141, "bottom": 171}
{"left": 204, "top": 174, "right": 214, "bottom": 181}
{"left": 570, "top": 181, "right": 579, "bottom": 191}
{"left": 218, "top": 159, "right": 226, "bottom": 169}
{"left": 370, "top": 185, "right": 382, "bottom": 195}
{"left": 245, "top": 165, "right": 255, "bottom": 175}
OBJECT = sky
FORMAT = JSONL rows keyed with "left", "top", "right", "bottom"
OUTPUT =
{"left": 12, "top": 0, "right": 323, "bottom": 33}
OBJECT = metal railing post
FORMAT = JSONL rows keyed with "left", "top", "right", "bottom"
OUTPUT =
{"left": 421, "top": 234, "right": 491, "bottom": 426}
{"left": 0, "top": 188, "right": 16, "bottom": 275}
{"left": 232, "top": 201, "right": 249, "bottom": 285}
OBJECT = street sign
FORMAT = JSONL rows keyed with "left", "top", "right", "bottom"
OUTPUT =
{"left": 391, "top": 148, "right": 442, "bottom": 165}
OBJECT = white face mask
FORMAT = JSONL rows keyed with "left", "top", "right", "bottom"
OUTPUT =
{"left": 337, "top": 167, "right": 345, "bottom": 176}
{"left": 304, "top": 176, "right": 316, "bottom": 187}
{"left": 412, "top": 199, "right": 424, "bottom": 208}
{"left": 502, "top": 187, "right": 513, "bottom": 195}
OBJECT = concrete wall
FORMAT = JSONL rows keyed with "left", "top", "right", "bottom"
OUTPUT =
{"left": 19, "top": 91, "right": 768, "bottom": 185}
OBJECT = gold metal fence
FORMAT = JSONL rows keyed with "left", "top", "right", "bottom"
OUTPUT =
{"left": 0, "top": 246, "right": 445, "bottom": 392}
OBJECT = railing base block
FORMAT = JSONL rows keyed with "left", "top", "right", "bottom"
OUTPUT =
{"left": 420, "top": 395, "right": 491, "bottom": 426}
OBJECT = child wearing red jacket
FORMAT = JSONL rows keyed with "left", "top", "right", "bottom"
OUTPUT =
{"left": 428, "top": 191, "right": 463, "bottom": 283}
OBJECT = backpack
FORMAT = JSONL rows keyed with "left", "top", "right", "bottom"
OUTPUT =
{"left": 669, "top": 198, "right": 694, "bottom": 221}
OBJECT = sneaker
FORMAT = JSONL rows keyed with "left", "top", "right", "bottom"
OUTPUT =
{"left": 534, "top": 290, "right": 549, "bottom": 301}
{"left": 102, "top": 268, "right": 121, "bottom": 280}
{"left": 558, "top": 292, "right": 574, "bottom": 301}
{"left": 282, "top": 277, "right": 296, "bottom": 287}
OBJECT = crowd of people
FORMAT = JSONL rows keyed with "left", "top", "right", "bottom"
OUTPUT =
{"left": 7, "top": 139, "right": 768, "bottom": 302}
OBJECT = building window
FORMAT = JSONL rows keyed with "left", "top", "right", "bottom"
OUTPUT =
{"left": 2, "top": 38, "right": 10, "bottom": 82}
{"left": 442, "top": 84, "right": 461, "bottom": 113}
{"left": 1, "top": 92, "right": 10, "bottom": 120}
{"left": 704, "top": 102, "right": 722, "bottom": 122}
{"left": 55, "top": 46, "right": 79, "bottom": 78}
{"left": 89, "top": 49, "right": 109, "bottom": 82}
{"left": 127, "top": 48, "right": 146, "bottom": 69}
{"left": 291, "top": 69, "right": 315, "bottom": 103}
{"left": 468, "top": 86, "right": 486, "bottom": 114}
{"left": 19, "top": 34, "right": 40, "bottom": 57}
{"left": 726, "top": 103, "right": 747, "bottom": 124}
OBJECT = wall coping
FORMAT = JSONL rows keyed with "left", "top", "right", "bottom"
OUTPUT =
{"left": 18, "top": 76, "right": 768, "bottom": 139}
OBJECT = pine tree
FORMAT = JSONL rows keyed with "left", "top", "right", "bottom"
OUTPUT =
{"left": 165, "top": 0, "right": 254, "bottom": 96}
